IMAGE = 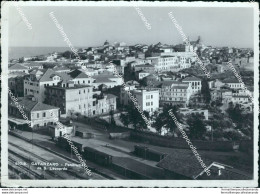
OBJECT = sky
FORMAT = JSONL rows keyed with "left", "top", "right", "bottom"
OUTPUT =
{"left": 8, "top": 5, "right": 254, "bottom": 48}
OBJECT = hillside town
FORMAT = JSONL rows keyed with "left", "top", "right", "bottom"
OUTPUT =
{"left": 8, "top": 38, "right": 254, "bottom": 180}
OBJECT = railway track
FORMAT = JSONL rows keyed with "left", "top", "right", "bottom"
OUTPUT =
{"left": 8, "top": 156, "right": 44, "bottom": 179}
{"left": 9, "top": 132, "right": 117, "bottom": 179}
{"left": 8, "top": 141, "right": 97, "bottom": 179}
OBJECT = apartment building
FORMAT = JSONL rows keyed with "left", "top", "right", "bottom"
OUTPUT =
{"left": 182, "top": 76, "right": 202, "bottom": 95}
{"left": 147, "top": 56, "right": 179, "bottom": 72}
{"left": 45, "top": 82, "right": 117, "bottom": 117}
{"left": 158, "top": 81, "right": 192, "bottom": 106}
{"left": 24, "top": 69, "right": 71, "bottom": 102}
{"left": 68, "top": 69, "right": 94, "bottom": 85}
{"left": 120, "top": 86, "right": 159, "bottom": 114}
{"left": 45, "top": 82, "right": 95, "bottom": 117}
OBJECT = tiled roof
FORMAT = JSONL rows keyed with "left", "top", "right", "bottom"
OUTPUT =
{"left": 39, "top": 69, "right": 58, "bottom": 82}
{"left": 172, "top": 85, "right": 189, "bottom": 89}
{"left": 39, "top": 69, "right": 72, "bottom": 82}
{"left": 9, "top": 97, "right": 59, "bottom": 112}
{"left": 135, "top": 64, "right": 154, "bottom": 68}
{"left": 9, "top": 64, "right": 28, "bottom": 70}
{"left": 157, "top": 152, "right": 212, "bottom": 179}
{"left": 68, "top": 69, "right": 89, "bottom": 79}
{"left": 93, "top": 74, "right": 117, "bottom": 79}
{"left": 22, "top": 62, "right": 43, "bottom": 67}
{"left": 222, "top": 78, "right": 240, "bottom": 83}
{"left": 32, "top": 102, "right": 59, "bottom": 112}
{"left": 182, "top": 76, "right": 201, "bottom": 81}
{"left": 53, "top": 66, "right": 70, "bottom": 71}
{"left": 161, "top": 81, "right": 184, "bottom": 86}
{"left": 94, "top": 77, "right": 115, "bottom": 83}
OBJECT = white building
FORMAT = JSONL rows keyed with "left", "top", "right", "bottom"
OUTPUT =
{"left": 24, "top": 69, "right": 70, "bottom": 102}
{"left": 9, "top": 64, "right": 29, "bottom": 74}
{"left": 147, "top": 56, "right": 179, "bottom": 72}
{"left": 182, "top": 76, "right": 202, "bottom": 95}
{"left": 223, "top": 79, "right": 243, "bottom": 89}
{"left": 120, "top": 87, "right": 159, "bottom": 114}
{"left": 158, "top": 81, "right": 192, "bottom": 106}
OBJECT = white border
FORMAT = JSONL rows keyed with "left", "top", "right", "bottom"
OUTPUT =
{"left": 1, "top": 1, "right": 259, "bottom": 187}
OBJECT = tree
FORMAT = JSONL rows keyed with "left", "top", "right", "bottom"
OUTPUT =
{"left": 119, "top": 105, "right": 150, "bottom": 130}
{"left": 201, "top": 78, "right": 211, "bottom": 104}
{"left": 226, "top": 102, "right": 243, "bottom": 123}
{"left": 152, "top": 105, "right": 182, "bottom": 135}
{"left": 18, "top": 57, "right": 24, "bottom": 63}
{"left": 186, "top": 113, "right": 207, "bottom": 139}
{"left": 120, "top": 113, "right": 130, "bottom": 127}
{"left": 109, "top": 110, "right": 116, "bottom": 126}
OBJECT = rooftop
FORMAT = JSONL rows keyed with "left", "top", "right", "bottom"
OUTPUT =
{"left": 9, "top": 63, "right": 28, "bottom": 70}
{"left": 182, "top": 76, "right": 201, "bottom": 81}
{"left": 9, "top": 97, "right": 59, "bottom": 112}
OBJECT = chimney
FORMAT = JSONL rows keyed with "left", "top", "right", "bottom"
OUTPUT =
{"left": 218, "top": 169, "right": 222, "bottom": 176}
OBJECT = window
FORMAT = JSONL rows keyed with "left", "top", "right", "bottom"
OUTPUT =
{"left": 151, "top": 102, "right": 153, "bottom": 105}
{"left": 83, "top": 81, "right": 85, "bottom": 84}
{"left": 79, "top": 90, "right": 81, "bottom": 94}
{"left": 43, "top": 112, "right": 46, "bottom": 117}
{"left": 151, "top": 95, "right": 153, "bottom": 99}
{"left": 37, "top": 113, "right": 39, "bottom": 118}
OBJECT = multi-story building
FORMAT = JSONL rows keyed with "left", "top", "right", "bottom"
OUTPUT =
{"left": 8, "top": 96, "right": 59, "bottom": 130}
{"left": 182, "top": 76, "right": 202, "bottom": 95}
{"left": 45, "top": 82, "right": 95, "bottom": 117}
{"left": 133, "top": 89, "right": 159, "bottom": 114}
{"left": 147, "top": 56, "right": 179, "bottom": 72}
{"left": 112, "top": 59, "right": 126, "bottom": 75}
{"left": 68, "top": 69, "right": 94, "bottom": 85}
{"left": 120, "top": 86, "right": 159, "bottom": 114}
{"left": 45, "top": 82, "right": 117, "bottom": 117}
{"left": 223, "top": 79, "right": 243, "bottom": 89}
{"left": 158, "top": 81, "right": 192, "bottom": 106}
{"left": 24, "top": 69, "right": 71, "bottom": 102}
{"left": 134, "top": 64, "right": 155, "bottom": 73}
{"left": 92, "top": 73, "right": 123, "bottom": 89}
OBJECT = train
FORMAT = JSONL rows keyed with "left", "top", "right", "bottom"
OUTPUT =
{"left": 56, "top": 137, "right": 112, "bottom": 166}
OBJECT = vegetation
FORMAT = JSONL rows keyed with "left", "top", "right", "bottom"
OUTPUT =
{"left": 119, "top": 105, "right": 150, "bottom": 130}
{"left": 186, "top": 113, "right": 207, "bottom": 140}
{"left": 201, "top": 78, "right": 211, "bottom": 104}
{"left": 152, "top": 105, "right": 182, "bottom": 135}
